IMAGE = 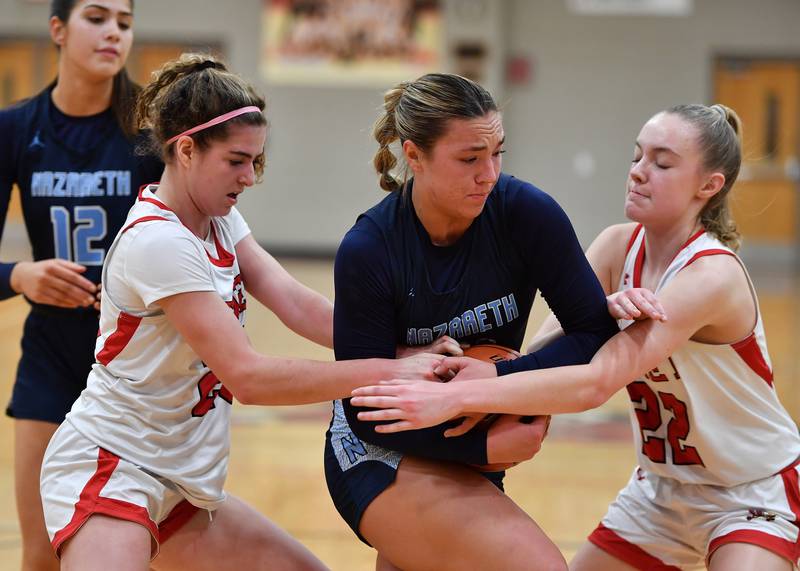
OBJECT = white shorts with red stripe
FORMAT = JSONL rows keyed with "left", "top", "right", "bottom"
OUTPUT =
{"left": 589, "top": 463, "right": 800, "bottom": 570}
{"left": 41, "top": 421, "right": 201, "bottom": 559}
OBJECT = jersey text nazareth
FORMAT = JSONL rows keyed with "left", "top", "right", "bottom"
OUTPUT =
{"left": 406, "top": 293, "right": 519, "bottom": 345}
{"left": 31, "top": 170, "right": 131, "bottom": 198}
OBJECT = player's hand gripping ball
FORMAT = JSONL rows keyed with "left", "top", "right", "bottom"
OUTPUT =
{"left": 462, "top": 344, "right": 522, "bottom": 429}
{"left": 461, "top": 344, "right": 550, "bottom": 472}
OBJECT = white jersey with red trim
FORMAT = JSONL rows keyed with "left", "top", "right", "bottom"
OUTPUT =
{"left": 64, "top": 185, "right": 250, "bottom": 510}
{"left": 619, "top": 225, "right": 800, "bottom": 486}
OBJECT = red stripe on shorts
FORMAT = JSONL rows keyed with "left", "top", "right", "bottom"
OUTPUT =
{"left": 709, "top": 463, "right": 800, "bottom": 565}
{"left": 708, "top": 530, "right": 797, "bottom": 566}
{"left": 588, "top": 523, "right": 681, "bottom": 570}
{"left": 51, "top": 448, "right": 158, "bottom": 556}
{"left": 782, "top": 463, "right": 800, "bottom": 559}
{"left": 158, "top": 500, "right": 200, "bottom": 543}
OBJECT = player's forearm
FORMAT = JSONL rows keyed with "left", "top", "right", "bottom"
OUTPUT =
{"left": 229, "top": 355, "right": 392, "bottom": 406}
{"left": 280, "top": 286, "right": 333, "bottom": 348}
{"left": 458, "top": 364, "right": 603, "bottom": 416}
{"left": 462, "top": 320, "right": 668, "bottom": 416}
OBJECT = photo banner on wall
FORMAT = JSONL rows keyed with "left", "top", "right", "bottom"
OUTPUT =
{"left": 262, "top": 0, "right": 442, "bottom": 87}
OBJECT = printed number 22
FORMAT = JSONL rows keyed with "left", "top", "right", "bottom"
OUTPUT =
{"left": 627, "top": 381, "right": 704, "bottom": 466}
{"left": 50, "top": 206, "right": 107, "bottom": 265}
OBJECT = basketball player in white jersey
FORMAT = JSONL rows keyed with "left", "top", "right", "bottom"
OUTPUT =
{"left": 350, "top": 104, "right": 800, "bottom": 570}
{"left": 38, "top": 53, "right": 443, "bottom": 571}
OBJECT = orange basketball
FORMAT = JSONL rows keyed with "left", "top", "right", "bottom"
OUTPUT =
{"left": 462, "top": 344, "right": 534, "bottom": 430}
{"left": 463, "top": 344, "right": 521, "bottom": 364}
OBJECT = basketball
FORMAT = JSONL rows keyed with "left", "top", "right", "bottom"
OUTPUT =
{"left": 462, "top": 344, "right": 535, "bottom": 427}
{"left": 463, "top": 344, "right": 521, "bottom": 364}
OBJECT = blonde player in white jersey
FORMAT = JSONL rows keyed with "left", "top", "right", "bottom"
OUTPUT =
{"left": 350, "top": 103, "right": 800, "bottom": 570}
{"left": 38, "top": 53, "right": 444, "bottom": 571}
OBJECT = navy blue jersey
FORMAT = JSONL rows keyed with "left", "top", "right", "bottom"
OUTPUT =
{"left": 0, "top": 87, "right": 163, "bottom": 307}
{"left": 333, "top": 173, "right": 617, "bottom": 462}
{"left": 1, "top": 87, "right": 163, "bottom": 423}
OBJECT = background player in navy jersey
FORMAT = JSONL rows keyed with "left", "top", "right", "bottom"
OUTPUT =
{"left": 0, "top": 1, "right": 163, "bottom": 569}
{"left": 325, "top": 73, "right": 618, "bottom": 571}
{"left": 352, "top": 104, "right": 800, "bottom": 571}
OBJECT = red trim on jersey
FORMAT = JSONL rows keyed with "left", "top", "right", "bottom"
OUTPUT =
{"left": 96, "top": 312, "right": 142, "bottom": 366}
{"left": 588, "top": 523, "right": 681, "bottom": 570}
{"left": 708, "top": 530, "right": 798, "bottom": 567}
{"left": 121, "top": 215, "right": 169, "bottom": 234}
{"left": 158, "top": 500, "right": 200, "bottom": 544}
{"left": 631, "top": 228, "right": 709, "bottom": 288}
{"left": 137, "top": 186, "right": 174, "bottom": 212}
{"left": 205, "top": 220, "right": 235, "bottom": 267}
{"left": 135, "top": 188, "right": 234, "bottom": 267}
{"left": 51, "top": 449, "right": 158, "bottom": 557}
{"left": 632, "top": 238, "right": 646, "bottom": 288}
{"left": 680, "top": 228, "right": 706, "bottom": 252}
{"left": 626, "top": 224, "right": 643, "bottom": 254}
{"left": 731, "top": 333, "right": 774, "bottom": 386}
{"left": 137, "top": 182, "right": 161, "bottom": 196}
{"left": 681, "top": 249, "right": 736, "bottom": 269}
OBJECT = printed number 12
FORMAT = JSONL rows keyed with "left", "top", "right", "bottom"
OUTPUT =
{"left": 50, "top": 205, "right": 107, "bottom": 265}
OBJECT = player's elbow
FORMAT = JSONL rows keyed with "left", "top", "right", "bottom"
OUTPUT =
{"left": 216, "top": 359, "right": 261, "bottom": 405}
{"left": 230, "top": 381, "right": 258, "bottom": 405}
{"left": 579, "top": 385, "right": 610, "bottom": 411}
{"left": 574, "top": 369, "right": 616, "bottom": 411}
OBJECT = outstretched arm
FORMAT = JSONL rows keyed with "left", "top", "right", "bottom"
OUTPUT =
{"left": 159, "top": 289, "right": 442, "bottom": 406}
{"left": 352, "top": 254, "right": 752, "bottom": 431}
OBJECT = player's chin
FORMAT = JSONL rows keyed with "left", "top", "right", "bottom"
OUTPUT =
{"left": 623, "top": 201, "right": 647, "bottom": 222}
{"left": 462, "top": 201, "right": 488, "bottom": 219}
{"left": 207, "top": 203, "right": 234, "bottom": 218}
{"left": 86, "top": 59, "right": 125, "bottom": 79}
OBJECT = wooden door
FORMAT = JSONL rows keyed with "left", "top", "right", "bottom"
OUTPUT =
{"left": 715, "top": 59, "right": 800, "bottom": 247}
{"left": 716, "top": 59, "right": 800, "bottom": 420}
{"left": 0, "top": 42, "right": 39, "bottom": 225}
{"left": 0, "top": 41, "right": 40, "bottom": 107}
{"left": 128, "top": 44, "right": 190, "bottom": 84}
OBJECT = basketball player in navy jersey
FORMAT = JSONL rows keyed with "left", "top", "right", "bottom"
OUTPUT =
{"left": 0, "top": 2, "right": 161, "bottom": 568}
{"left": 325, "top": 73, "right": 618, "bottom": 570}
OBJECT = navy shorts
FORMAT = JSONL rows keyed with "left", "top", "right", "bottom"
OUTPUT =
{"left": 324, "top": 399, "right": 505, "bottom": 545}
{"left": 6, "top": 307, "right": 98, "bottom": 424}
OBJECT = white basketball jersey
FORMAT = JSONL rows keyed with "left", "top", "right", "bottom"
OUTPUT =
{"left": 65, "top": 186, "right": 250, "bottom": 510}
{"left": 619, "top": 225, "right": 800, "bottom": 486}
